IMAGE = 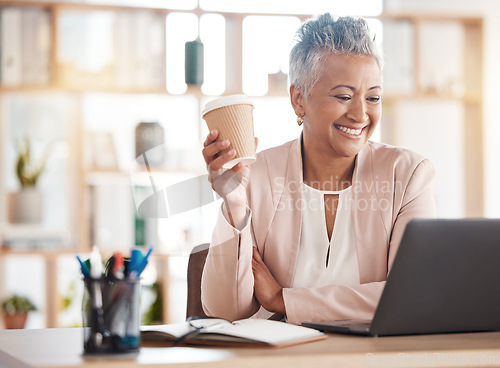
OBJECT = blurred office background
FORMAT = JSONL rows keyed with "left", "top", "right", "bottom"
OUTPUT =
{"left": 0, "top": 0, "right": 498, "bottom": 328}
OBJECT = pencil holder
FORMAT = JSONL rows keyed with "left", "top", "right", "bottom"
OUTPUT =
{"left": 82, "top": 278, "right": 141, "bottom": 354}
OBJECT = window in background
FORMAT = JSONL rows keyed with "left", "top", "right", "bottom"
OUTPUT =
{"left": 166, "top": 13, "right": 198, "bottom": 94}
{"left": 58, "top": 10, "right": 115, "bottom": 78}
{"left": 393, "top": 100, "right": 465, "bottom": 218}
{"left": 419, "top": 21, "right": 465, "bottom": 96}
{"left": 200, "top": 14, "right": 225, "bottom": 96}
{"left": 382, "top": 20, "right": 415, "bottom": 95}
{"left": 58, "top": 9, "right": 165, "bottom": 90}
{"left": 5, "top": 94, "right": 77, "bottom": 234}
{"left": 242, "top": 16, "right": 300, "bottom": 96}
{"left": 251, "top": 97, "right": 301, "bottom": 151}
{"left": 115, "top": 10, "right": 165, "bottom": 90}
{"left": 200, "top": 0, "right": 383, "bottom": 15}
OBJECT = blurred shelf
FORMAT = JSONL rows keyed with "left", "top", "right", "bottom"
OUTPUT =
{"left": 0, "top": 85, "right": 170, "bottom": 95}
{"left": 378, "top": 12, "right": 483, "bottom": 24}
{"left": 0, "top": 223, "right": 69, "bottom": 241}
{"left": 0, "top": 247, "right": 75, "bottom": 256}
{"left": 382, "top": 92, "right": 482, "bottom": 103}
{"left": 0, "top": 84, "right": 255, "bottom": 99}
{"left": 0, "top": 224, "right": 71, "bottom": 252}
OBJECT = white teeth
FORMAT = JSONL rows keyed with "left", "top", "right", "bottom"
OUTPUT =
{"left": 337, "top": 125, "right": 363, "bottom": 136}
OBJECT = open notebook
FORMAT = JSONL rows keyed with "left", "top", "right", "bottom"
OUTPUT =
{"left": 141, "top": 318, "right": 326, "bottom": 348}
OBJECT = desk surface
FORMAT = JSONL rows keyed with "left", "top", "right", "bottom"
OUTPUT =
{"left": 0, "top": 328, "right": 500, "bottom": 368}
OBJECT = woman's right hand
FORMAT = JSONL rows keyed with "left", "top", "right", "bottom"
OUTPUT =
{"left": 202, "top": 130, "right": 255, "bottom": 228}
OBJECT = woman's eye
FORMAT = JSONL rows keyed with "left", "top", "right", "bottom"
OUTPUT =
{"left": 335, "top": 96, "right": 351, "bottom": 102}
{"left": 367, "top": 96, "right": 381, "bottom": 103}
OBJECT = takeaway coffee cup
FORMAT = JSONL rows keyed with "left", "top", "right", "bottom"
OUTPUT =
{"left": 202, "top": 95, "right": 256, "bottom": 170}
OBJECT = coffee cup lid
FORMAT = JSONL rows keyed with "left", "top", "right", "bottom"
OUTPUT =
{"left": 201, "top": 94, "right": 255, "bottom": 117}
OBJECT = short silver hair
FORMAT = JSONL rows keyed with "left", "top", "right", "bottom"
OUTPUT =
{"left": 289, "top": 13, "right": 383, "bottom": 98}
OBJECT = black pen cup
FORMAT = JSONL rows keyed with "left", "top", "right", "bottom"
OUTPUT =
{"left": 82, "top": 278, "right": 141, "bottom": 354}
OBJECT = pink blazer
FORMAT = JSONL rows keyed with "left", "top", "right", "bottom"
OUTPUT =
{"left": 201, "top": 137, "right": 436, "bottom": 324}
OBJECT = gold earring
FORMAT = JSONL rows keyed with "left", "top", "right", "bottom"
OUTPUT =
{"left": 297, "top": 116, "right": 304, "bottom": 126}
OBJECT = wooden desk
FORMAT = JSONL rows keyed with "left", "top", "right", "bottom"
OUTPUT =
{"left": 0, "top": 328, "right": 500, "bottom": 368}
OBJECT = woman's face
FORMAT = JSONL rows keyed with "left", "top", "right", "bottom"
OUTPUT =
{"left": 298, "top": 53, "right": 382, "bottom": 159}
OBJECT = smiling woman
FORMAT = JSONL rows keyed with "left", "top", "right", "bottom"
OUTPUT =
{"left": 200, "top": 13, "right": 436, "bottom": 324}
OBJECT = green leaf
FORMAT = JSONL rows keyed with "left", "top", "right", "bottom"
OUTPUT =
{"left": 14, "top": 138, "right": 52, "bottom": 188}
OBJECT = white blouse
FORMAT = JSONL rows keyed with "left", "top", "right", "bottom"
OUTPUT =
{"left": 292, "top": 183, "right": 360, "bottom": 288}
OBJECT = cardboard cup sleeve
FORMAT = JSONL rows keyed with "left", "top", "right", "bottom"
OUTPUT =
{"left": 202, "top": 95, "right": 256, "bottom": 170}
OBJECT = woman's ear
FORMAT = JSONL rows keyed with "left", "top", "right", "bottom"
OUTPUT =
{"left": 290, "top": 84, "right": 306, "bottom": 117}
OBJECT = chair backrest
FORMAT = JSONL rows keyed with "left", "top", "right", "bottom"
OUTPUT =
{"left": 186, "top": 243, "right": 210, "bottom": 319}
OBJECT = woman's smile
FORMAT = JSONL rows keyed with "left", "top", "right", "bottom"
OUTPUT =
{"left": 334, "top": 124, "right": 367, "bottom": 138}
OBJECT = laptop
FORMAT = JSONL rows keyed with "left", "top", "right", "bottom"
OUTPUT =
{"left": 301, "top": 219, "right": 500, "bottom": 337}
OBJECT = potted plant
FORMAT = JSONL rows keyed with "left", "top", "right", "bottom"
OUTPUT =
{"left": 7, "top": 138, "right": 51, "bottom": 224}
{"left": 1, "top": 294, "right": 37, "bottom": 329}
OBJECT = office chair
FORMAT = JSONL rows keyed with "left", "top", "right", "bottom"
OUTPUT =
{"left": 186, "top": 243, "right": 210, "bottom": 319}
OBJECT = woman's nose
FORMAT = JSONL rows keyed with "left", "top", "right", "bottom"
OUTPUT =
{"left": 346, "top": 99, "right": 368, "bottom": 123}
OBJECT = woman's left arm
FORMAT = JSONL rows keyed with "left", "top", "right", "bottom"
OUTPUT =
{"left": 386, "top": 158, "right": 436, "bottom": 269}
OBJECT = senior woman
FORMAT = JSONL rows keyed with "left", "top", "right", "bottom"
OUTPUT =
{"left": 200, "top": 13, "right": 436, "bottom": 325}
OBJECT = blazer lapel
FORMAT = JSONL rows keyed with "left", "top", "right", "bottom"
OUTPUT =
{"left": 264, "top": 137, "right": 303, "bottom": 288}
{"left": 283, "top": 137, "right": 304, "bottom": 287}
{"left": 351, "top": 143, "right": 389, "bottom": 283}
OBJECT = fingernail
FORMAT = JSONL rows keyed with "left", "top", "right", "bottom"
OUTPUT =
{"left": 211, "top": 129, "right": 217, "bottom": 135}
{"left": 222, "top": 139, "right": 230, "bottom": 146}
{"left": 229, "top": 149, "right": 236, "bottom": 156}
